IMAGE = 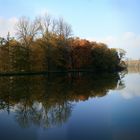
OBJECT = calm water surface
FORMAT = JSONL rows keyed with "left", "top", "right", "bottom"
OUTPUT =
{"left": 0, "top": 71, "right": 140, "bottom": 140}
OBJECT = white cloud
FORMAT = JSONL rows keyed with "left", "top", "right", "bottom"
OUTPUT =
{"left": 123, "top": 32, "right": 136, "bottom": 40}
{"left": 0, "top": 17, "right": 18, "bottom": 37}
{"left": 89, "top": 32, "right": 140, "bottom": 59}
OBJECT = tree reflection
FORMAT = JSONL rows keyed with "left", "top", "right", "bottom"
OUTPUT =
{"left": 0, "top": 73, "right": 125, "bottom": 128}
{"left": 15, "top": 101, "right": 72, "bottom": 128}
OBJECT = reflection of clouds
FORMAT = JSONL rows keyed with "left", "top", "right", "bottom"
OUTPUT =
{"left": 32, "top": 101, "right": 42, "bottom": 111}
{"left": 118, "top": 73, "right": 140, "bottom": 99}
{"left": 120, "top": 88, "right": 140, "bottom": 99}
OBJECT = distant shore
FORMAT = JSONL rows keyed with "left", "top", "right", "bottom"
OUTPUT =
{"left": 125, "top": 60, "right": 140, "bottom": 67}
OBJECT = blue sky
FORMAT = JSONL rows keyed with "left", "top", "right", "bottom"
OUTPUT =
{"left": 0, "top": 0, "right": 140, "bottom": 59}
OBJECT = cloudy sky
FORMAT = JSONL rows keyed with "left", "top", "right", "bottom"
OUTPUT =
{"left": 0, "top": 0, "right": 140, "bottom": 59}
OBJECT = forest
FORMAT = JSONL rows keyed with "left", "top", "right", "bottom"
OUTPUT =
{"left": 0, "top": 14, "right": 126, "bottom": 74}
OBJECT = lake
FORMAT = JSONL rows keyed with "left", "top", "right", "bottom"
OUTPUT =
{"left": 0, "top": 70, "right": 140, "bottom": 140}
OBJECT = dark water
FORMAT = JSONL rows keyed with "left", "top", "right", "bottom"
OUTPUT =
{"left": 0, "top": 71, "right": 140, "bottom": 140}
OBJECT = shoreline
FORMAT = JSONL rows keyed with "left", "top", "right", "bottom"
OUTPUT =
{"left": 0, "top": 69, "right": 125, "bottom": 76}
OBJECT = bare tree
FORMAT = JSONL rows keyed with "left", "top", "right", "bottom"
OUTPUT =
{"left": 40, "top": 14, "right": 51, "bottom": 36}
{"left": 55, "top": 18, "right": 73, "bottom": 70}
{"left": 15, "top": 17, "right": 41, "bottom": 71}
{"left": 37, "top": 13, "right": 58, "bottom": 71}
{"left": 37, "top": 14, "right": 72, "bottom": 41}
{"left": 56, "top": 17, "right": 72, "bottom": 39}
{"left": 16, "top": 16, "right": 41, "bottom": 48}
{"left": 38, "top": 13, "right": 58, "bottom": 39}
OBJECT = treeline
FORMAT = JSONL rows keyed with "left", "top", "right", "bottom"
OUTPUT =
{"left": 0, "top": 14, "right": 126, "bottom": 73}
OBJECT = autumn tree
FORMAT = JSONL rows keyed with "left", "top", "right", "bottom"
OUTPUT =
{"left": 69, "top": 38, "right": 92, "bottom": 70}
{"left": 37, "top": 14, "right": 72, "bottom": 71}
{"left": 16, "top": 17, "right": 41, "bottom": 71}
{"left": 37, "top": 14, "right": 55, "bottom": 71}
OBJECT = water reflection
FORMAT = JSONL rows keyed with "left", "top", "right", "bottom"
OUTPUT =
{"left": 0, "top": 73, "right": 122, "bottom": 128}
{"left": 118, "top": 71, "right": 140, "bottom": 99}
{"left": 127, "top": 66, "right": 140, "bottom": 73}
